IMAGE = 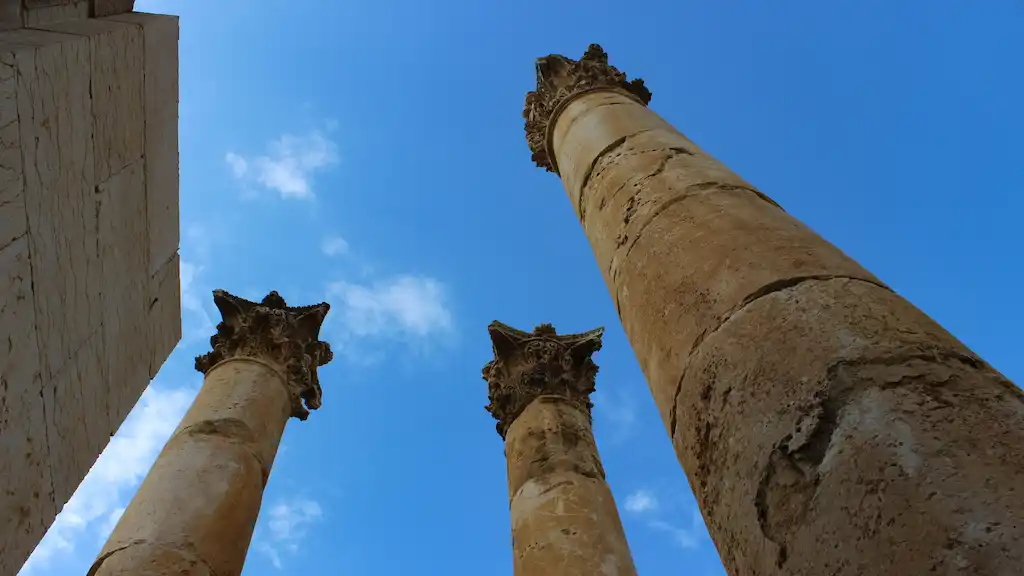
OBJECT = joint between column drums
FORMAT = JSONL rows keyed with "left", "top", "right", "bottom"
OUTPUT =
{"left": 609, "top": 182, "right": 782, "bottom": 289}
{"left": 577, "top": 131, "right": 645, "bottom": 222}
{"left": 175, "top": 418, "right": 272, "bottom": 483}
{"left": 88, "top": 540, "right": 219, "bottom": 576}
{"left": 206, "top": 355, "right": 289, "bottom": 389}
{"left": 544, "top": 86, "right": 649, "bottom": 175}
{"left": 666, "top": 276, "right": 894, "bottom": 458}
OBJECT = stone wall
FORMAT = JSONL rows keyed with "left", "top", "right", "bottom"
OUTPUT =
{"left": 0, "top": 2, "right": 180, "bottom": 574}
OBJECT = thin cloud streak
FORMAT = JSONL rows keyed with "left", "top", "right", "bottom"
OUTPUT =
{"left": 321, "top": 235, "right": 349, "bottom": 257}
{"left": 623, "top": 489, "right": 659, "bottom": 513}
{"left": 255, "top": 497, "right": 324, "bottom": 570}
{"left": 327, "top": 275, "right": 453, "bottom": 339}
{"left": 20, "top": 385, "right": 197, "bottom": 573}
{"left": 226, "top": 131, "right": 338, "bottom": 200}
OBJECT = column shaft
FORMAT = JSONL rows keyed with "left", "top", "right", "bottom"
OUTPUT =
{"left": 506, "top": 396, "right": 636, "bottom": 576}
{"left": 89, "top": 358, "right": 290, "bottom": 575}
{"left": 527, "top": 46, "right": 1024, "bottom": 575}
{"left": 89, "top": 290, "right": 333, "bottom": 576}
{"left": 483, "top": 322, "right": 637, "bottom": 576}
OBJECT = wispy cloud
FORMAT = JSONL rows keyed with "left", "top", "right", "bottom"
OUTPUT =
{"left": 225, "top": 131, "right": 338, "bottom": 200}
{"left": 320, "top": 235, "right": 349, "bottom": 258}
{"left": 20, "top": 385, "right": 197, "bottom": 573}
{"left": 255, "top": 498, "right": 323, "bottom": 569}
{"left": 179, "top": 260, "right": 215, "bottom": 342}
{"left": 622, "top": 487, "right": 707, "bottom": 552}
{"left": 623, "top": 489, "right": 659, "bottom": 513}
{"left": 327, "top": 275, "right": 452, "bottom": 339}
{"left": 650, "top": 519, "right": 700, "bottom": 550}
{"left": 593, "top": 389, "right": 637, "bottom": 443}
{"left": 225, "top": 152, "right": 247, "bottom": 178}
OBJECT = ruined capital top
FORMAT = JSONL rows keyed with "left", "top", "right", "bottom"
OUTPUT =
{"left": 482, "top": 320, "right": 604, "bottom": 438}
{"left": 523, "top": 44, "right": 652, "bottom": 174}
{"left": 195, "top": 289, "right": 333, "bottom": 420}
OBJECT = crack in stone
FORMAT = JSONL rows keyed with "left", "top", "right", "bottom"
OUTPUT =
{"left": 87, "top": 539, "right": 222, "bottom": 576}
{"left": 751, "top": 352, "right": 983, "bottom": 567}
{"left": 668, "top": 277, "right": 892, "bottom": 452}
{"left": 609, "top": 181, "right": 772, "bottom": 289}
{"left": 178, "top": 417, "right": 270, "bottom": 485}
{"left": 694, "top": 275, "right": 892, "bottom": 366}
{"left": 578, "top": 133, "right": 634, "bottom": 223}
{"left": 14, "top": 72, "right": 60, "bottom": 530}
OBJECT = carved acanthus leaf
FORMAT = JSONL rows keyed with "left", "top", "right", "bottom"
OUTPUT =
{"left": 523, "top": 43, "right": 652, "bottom": 173}
{"left": 482, "top": 320, "right": 604, "bottom": 438}
{"left": 195, "top": 289, "right": 334, "bottom": 420}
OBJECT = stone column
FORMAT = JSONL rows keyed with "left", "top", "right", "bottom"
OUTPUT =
{"left": 88, "top": 290, "right": 332, "bottom": 576}
{"left": 523, "top": 45, "right": 1024, "bottom": 575}
{"left": 482, "top": 321, "right": 637, "bottom": 576}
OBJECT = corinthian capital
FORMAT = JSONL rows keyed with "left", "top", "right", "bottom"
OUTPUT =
{"left": 195, "top": 289, "right": 333, "bottom": 420}
{"left": 482, "top": 321, "right": 604, "bottom": 438}
{"left": 523, "top": 43, "right": 653, "bottom": 173}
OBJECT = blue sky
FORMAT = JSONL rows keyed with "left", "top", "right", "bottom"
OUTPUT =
{"left": 21, "top": 1, "right": 1023, "bottom": 575}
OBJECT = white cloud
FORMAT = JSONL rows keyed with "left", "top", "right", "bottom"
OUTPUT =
{"left": 624, "top": 489, "right": 659, "bottom": 513}
{"left": 593, "top": 390, "right": 637, "bottom": 443}
{"left": 327, "top": 275, "right": 452, "bottom": 339}
{"left": 225, "top": 152, "right": 248, "bottom": 179}
{"left": 226, "top": 132, "right": 338, "bottom": 200}
{"left": 255, "top": 498, "right": 323, "bottom": 570}
{"left": 20, "top": 385, "right": 197, "bottom": 573}
{"left": 179, "top": 260, "right": 214, "bottom": 342}
{"left": 320, "top": 235, "right": 349, "bottom": 258}
{"left": 650, "top": 520, "right": 699, "bottom": 549}
{"left": 622, "top": 488, "right": 709, "bottom": 552}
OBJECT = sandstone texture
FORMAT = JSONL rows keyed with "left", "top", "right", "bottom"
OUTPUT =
{"left": 91, "top": 291, "right": 332, "bottom": 575}
{"left": 91, "top": 359, "right": 289, "bottom": 576}
{"left": 0, "top": 8, "right": 179, "bottom": 576}
{"left": 506, "top": 397, "right": 637, "bottom": 576}
{"left": 528, "top": 45, "right": 1024, "bottom": 575}
{"left": 484, "top": 322, "right": 637, "bottom": 576}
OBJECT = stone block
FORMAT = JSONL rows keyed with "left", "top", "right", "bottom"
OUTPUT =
{"left": 93, "top": 0, "right": 136, "bottom": 17}
{"left": 98, "top": 159, "right": 148, "bottom": 290}
{"left": 45, "top": 327, "right": 109, "bottom": 507}
{"left": 105, "top": 12, "right": 177, "bottom": 116}
{"left": 4, "top": 28, "right": 101, "bottom": 380}
{"left": 0, "top": 236, "right": 55, "bottom": 576}
{"left": 103, "top": 279, "right": 150, "bottom": 433}
{"left": 39, "top": 17, "right": 143, "bottom": 183}
{"left": 148, "top": 252, "right": 181, "bottom": 378}
{"left": 106, "top": 12, "right": 179, "bottom": 272}
{"left": 97, "top": 159, "right": 151, "bottom": 427}
{"left": 0, "top": 48, "right": 24, "bottom": 251}
{"left": 0, "top": 1, "right": 22, "bottom": 31}
{"left": 23, "top": 0, "right": 89, "bottom": 27}
{"left": 145, "top": 107, "right": 179, "bottom": 273}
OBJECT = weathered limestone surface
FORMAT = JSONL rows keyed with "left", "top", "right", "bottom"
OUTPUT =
{"left": 93, "top": 0, "right": 135, "bottom": 18}
{"left": 525, "top": 45, "right": 1024, "bottom": 575}
{"left": 0, "top": 2, "right": 21, "bottom": 31}
{"left": 7, "top": 1, "right": 135, "bottom": 29}
{"left": 22, "top": 1, "right": 89, "bottom": 28}
{"left": 91, "top": 291, "right": 333, "bottom": 576}
{"left": 0, "top": 8, "right": 179, "bottom": 576}
{"left": 148, "top": 252, "right": 182, "bottom": 378}
{"left": 107, "top": 11, "right": 179, "bottom": 274}
{"left": 0, "top": 236, "right": 54, "bottom": 576}
{"left": 41, "top": 16, "right": 144, "bottom": 183}
{"left": 483, "top": 322, "right": 637, "bottom": 576}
